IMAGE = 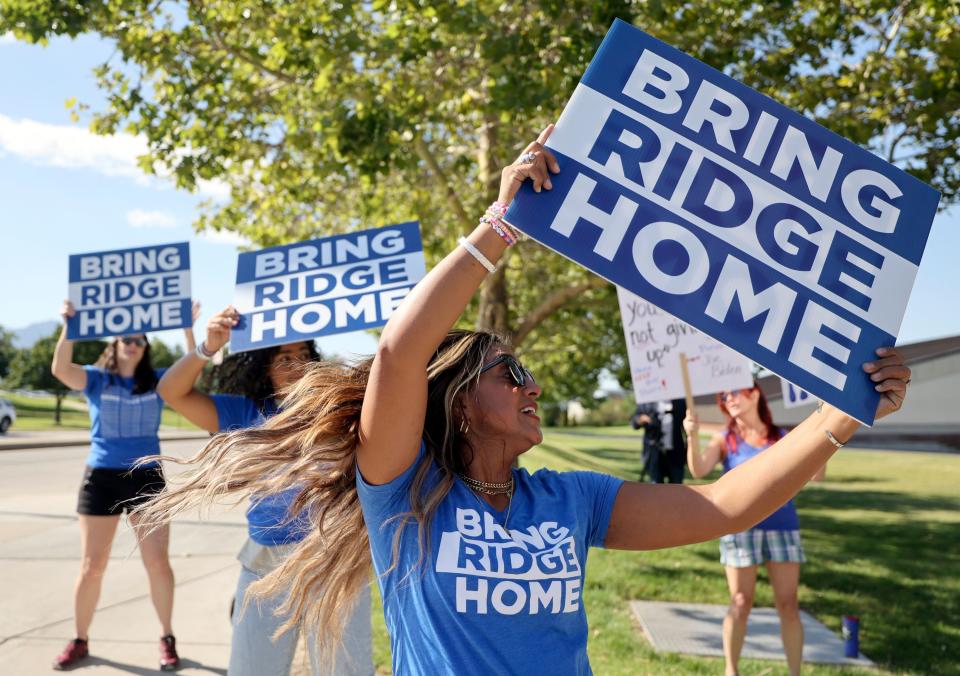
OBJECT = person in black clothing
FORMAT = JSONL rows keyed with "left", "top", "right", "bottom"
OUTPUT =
{"left": 632, "top": 398, "right": 687, "bottom": 483}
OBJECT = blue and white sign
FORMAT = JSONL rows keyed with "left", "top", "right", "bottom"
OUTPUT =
{"left": 781, "top": 378, "right": 817, "bottom": 409}
{"left": 67, "top": 243, "right": 192, "bottom": 340}
{"left": 230, "top": 222, "right": 426, "bottom": 352}
{"left": 505, "top": 19, "right": 940, "bottom": 424}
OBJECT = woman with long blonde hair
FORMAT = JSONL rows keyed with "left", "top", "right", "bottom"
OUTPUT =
{"left": 137, "top": 126, "right": 912, "bottom": 674}
{"left": 155, "top": 307, "right": 372, "bottom": 676}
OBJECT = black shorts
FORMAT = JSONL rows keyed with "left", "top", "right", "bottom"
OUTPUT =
{"left": 76, "top": 465, "right": 166, "bottom": 516}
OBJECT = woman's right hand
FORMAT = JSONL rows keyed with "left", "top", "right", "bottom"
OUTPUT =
{"left": 60, "top": 300, "right": 76, "bottom": 323}
{"left": 498, "top": 124, "right": 561, "bottom": 205}
{"left": 683, "top": 410, "right": 699, "bottom": 438}
{"left": 203, "top": 305, "right": 239, "bottom": 353}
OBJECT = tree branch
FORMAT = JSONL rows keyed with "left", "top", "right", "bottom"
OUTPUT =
{"left": 512, "top": 276, "right": 607, "bottom": 346}
{"left": 188, "top": 0, "right": 299, "bottom": 85}
{"left": 887, "top": 126, "right": 912, "bottom": 163}
{"left": 859, "top": 0, "right": 911, "bottom": 92}
{"left": 413, "top": 135, "right": 473, "bottom": 229}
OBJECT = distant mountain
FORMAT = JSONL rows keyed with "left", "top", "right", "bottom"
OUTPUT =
{"left": 11, "top": 321, "right": 60, "bottom": 348}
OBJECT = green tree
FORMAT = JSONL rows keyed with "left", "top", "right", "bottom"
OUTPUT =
{"left": 149, "top": 338, "right": 184, "bottom": 369}
{"left": 0, "top": 327, "right": 18, "bottom": 381}
{"left": 3, "top": 0, "right": 957, "bottom": 399}
{"left": 5, "top": 330, "right": 105, "bottom": 424}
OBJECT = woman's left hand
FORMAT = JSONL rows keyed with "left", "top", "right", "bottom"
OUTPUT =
{"left": 865, "top": 347, "right": 911, "bottom": 421}
{"left": 498, "top": 124, "right": 561, "bottom": 205}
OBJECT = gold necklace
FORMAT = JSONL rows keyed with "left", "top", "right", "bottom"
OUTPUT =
{"left": 456, "top": 472, "right": 515, "bottom": 495}
{"left": 461, "top": 479, "right": 515, "bottom": 531}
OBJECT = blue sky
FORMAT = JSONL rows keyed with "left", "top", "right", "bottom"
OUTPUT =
{"left": 0, "top": 33, "right": 378, "bottom": 358}
{"left": 0, "top": 32, "right": 957, "bottom": 359}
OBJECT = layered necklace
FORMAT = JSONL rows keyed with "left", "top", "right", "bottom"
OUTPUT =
{"left": 457, "top": 472, "right": 515, "bottom": 530}
{"left": 456, "top": 473, "right": 514, "bottom": 495}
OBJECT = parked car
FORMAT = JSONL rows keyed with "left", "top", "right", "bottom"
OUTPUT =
{"left": 0, "top": 398, "right": 16, "bottom": 434}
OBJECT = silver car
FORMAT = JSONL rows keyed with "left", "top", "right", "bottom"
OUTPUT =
{"left": 0, "top": 398, "right": 16, "bottom": 434}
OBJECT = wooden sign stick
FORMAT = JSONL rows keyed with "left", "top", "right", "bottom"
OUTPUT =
{"left": 679, "top": 352, "right": 700, "bottom": 457}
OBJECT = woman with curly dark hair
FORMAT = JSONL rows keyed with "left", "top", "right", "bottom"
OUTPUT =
{"left": 156, "top": 308, "right": 372, "bottom": 676}
{"left": 50, "top": 300, "right": 197, "bottom": 671}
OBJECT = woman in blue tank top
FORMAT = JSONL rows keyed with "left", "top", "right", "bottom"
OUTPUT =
{"left": 49, "top": 300, "right": 196, "bottom": 671}
{"left": 686, "top": 384, "right": 825, "bottom": 676}
{"left": 155, "top": 305, "right": 373, "bottom": 676}
{"left": 135, "top": 128, "right": 912, "bottom": 675}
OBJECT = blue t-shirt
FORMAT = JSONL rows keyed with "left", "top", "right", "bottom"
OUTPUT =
{"left": 357, "top": 442, "right": 624, "bottom": 675}
{"left": 82, "top": 365, "right": 167, "bottom": 469}
{"left": 211, "top": 394, "right": 306, "bottom": 546}
{"left": 722, "top": 429, "right": 799, "bottom": 531}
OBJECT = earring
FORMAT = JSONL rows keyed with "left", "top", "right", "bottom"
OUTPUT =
{"left": 459, "top": 418, "right": 470, "bottom": 435}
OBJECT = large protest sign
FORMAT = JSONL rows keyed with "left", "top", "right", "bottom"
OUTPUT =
{"left": 505, "top": 19, "right": 940, "bottom": 424}
{"left": 781, "top": 378, "right": 817, "bottom": 409}
{"left": 231, "top": 222, "right": 426, "bottom": 352}
{"left": 617, "top": 286, "right": 752, "bottom": 404}
{"left": 67, "top": 243, "right": 192, "bottom": 340}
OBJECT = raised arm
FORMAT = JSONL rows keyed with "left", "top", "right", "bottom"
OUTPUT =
{"left": 606, "top": 348, "right": 909, "bottom": 551}
{"left": 181, "top": 300, "right": 200, "bottom": 353}
{"left": 684, "top": 410, "right": 724, "bottom": 478}
{"left": 157, "top": 305, "right": 237, "bottom": 434}
{"left": 357, "top": 126, "right": 560, "bottom": 485}
{"left": 50, "top": 301, "right": 87, "bottom": 392}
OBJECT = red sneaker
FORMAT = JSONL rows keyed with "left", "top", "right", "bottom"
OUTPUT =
{"left": 159, "top": 634, "right": 180, "bottom": 671}
{"left": 52, "top": 638, "right": 89, "bottom": 670}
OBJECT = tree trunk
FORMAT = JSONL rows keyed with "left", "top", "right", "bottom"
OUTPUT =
{"left": 475, "top": 117, "right": 512, "bottom": 335}
{"left": 55, "top": 392, "right": 63, "bottom": 426}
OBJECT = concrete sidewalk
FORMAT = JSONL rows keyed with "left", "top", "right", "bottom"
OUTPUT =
{"left": 0, "top": 429, "right": 209, "bottom": 451}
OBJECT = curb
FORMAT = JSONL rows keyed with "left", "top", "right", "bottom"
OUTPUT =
{"left": 0, "top": 431, "right": 210, "bottom": 451}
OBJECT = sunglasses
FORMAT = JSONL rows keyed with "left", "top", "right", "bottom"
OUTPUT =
{"left": 120, "top": 336, "right": 147, "bottom": 347}
{"left": 719, "top": 388, "right": 752, "bottom": 401}
{"left": 479, "top": 354, "right": 535, "bottom": 388}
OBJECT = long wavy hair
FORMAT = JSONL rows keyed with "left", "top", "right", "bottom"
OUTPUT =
{"left": 135, "top": 329, "right": 504, "bottom": 667}
{"left": 717, "top": 383, "right": 782, "bottom": 453}
{"left": 95, "top": 336, "right": 157, "bottom": 394}
{"left": 200, "top": 341, "right": 321, "bottom": 411}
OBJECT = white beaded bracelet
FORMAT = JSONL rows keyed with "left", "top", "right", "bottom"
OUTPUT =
{"left": 195, "top": 341, "right": 215, "bottom": 361}
{"left": 458, "top": 236, "right": 497, "bottom": 274}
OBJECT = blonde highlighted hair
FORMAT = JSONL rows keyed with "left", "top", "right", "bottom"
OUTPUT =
{"left": 135, "top": 329, "right": 506, "bottom": 667}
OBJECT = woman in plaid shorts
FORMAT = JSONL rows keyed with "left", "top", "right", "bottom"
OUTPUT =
{"left": 686, "top": 385, "right": 825, "bottom": 676}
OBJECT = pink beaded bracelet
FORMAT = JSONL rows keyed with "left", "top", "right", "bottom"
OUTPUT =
{"left": 482, "top": 201, "right": 522, "bottom": 246}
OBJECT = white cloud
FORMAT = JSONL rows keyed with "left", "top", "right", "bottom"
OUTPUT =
{"left": 1, "top": 33, "right": 16, "bottom": 45}
{"left": 127, "top": 208, "right": 177, "bottom": 228}
{"left": 197, "top": 177, "right": 232, "bottom": 201}
{"left": 0, "top": 113, "right": 230, "bottom": 199}
{"left": 198, "top": 228, "right": 253, "bottom": 247}
{"left": 0, "top": 113, "right": 151, "bottom": 182}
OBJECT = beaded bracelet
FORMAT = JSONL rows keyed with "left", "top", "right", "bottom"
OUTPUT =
{"left": 482, "top": 201, "right": 523, "bottom": 246}
{"left": 194, "top": 341, "right": 215, "bottom": 361}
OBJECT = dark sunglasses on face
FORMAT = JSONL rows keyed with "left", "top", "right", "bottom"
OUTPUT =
{"left": 720, "top": 388, "right": 752, "bottom": 401}
{"left": 120, "top": 336, "right": 147, "bottom": 347}
{"left": 479, "top": 354, "right": 535, "bottom": 388}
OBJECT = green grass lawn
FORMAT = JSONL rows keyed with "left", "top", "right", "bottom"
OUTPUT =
{"left": 369, "top": 428, "right": 960, "bottom": 675}
{"left": 0, "top": 390, "right": 198, "bottom": 431}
